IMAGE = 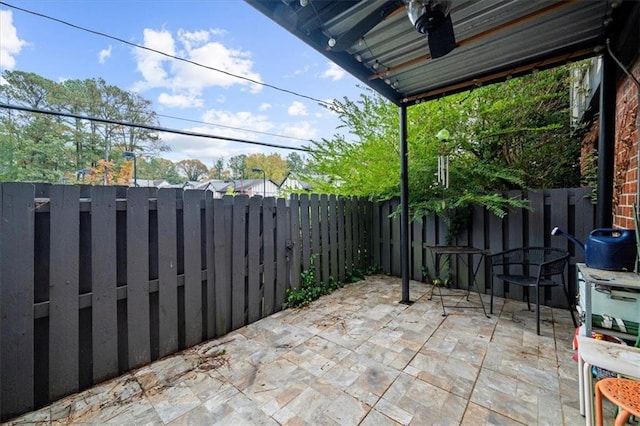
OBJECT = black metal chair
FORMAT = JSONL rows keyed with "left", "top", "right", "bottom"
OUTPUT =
{"left": 489, "top": 247, "right": 575, "bottom": 335}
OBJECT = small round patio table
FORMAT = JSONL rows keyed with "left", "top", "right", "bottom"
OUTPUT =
{"left": 594, "top": 377, "right": 640, "bottom": 426}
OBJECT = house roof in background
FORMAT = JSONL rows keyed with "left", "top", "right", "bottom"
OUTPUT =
{"left": 245, "top": 0, "right": 631, "bottom": 106}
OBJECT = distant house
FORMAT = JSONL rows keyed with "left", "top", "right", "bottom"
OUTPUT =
{"left": 163, "top": 181, "right": 201, "bottom": 190}
{"left": 227, "top": 179, "right": 279, "bottom": 198}
{"left": 190, "top": 179, "right": 279, "bottom": 198}
{"left": 131, "top": 179, "right": 170, "bottom": 188}
{"left": 279, "top": 172, "right": 311, "bottom": 195}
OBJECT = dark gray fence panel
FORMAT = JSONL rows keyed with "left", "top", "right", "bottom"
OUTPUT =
{"left": 345, "top": 198, "right": 353, "bottom": 276}
{"left": 528, "top": 191, "right": 545, "bottom": 247}
{"left": 320, "top": 195, "right": 330, "bottom": 284}
{"left": 48, "top": 185, "right": 80, "bottom": 400}
{"left": 183, "top": 190, "right": 204, "bottom": 345}
{"left": 358, "top": 197, "right": 366, "bottom": 269}
{"left": 364, "top": 198, "right": 372, "bottom": 267}
{"left": 549, "top": 188, "right": 569, "bottom": 305}
{"left": 329, "top": 195, "right": 338, "bottom": 281}
{"left": 422, "top": 215, "right": 438, "bottom": 282}
{"left": 488, "top": 207, "right": 505, "bottom": 298}
{"left": 471, "top": 205, "right": 487, "bottom": 293}
{"left": 299, "top": 194, "right": 311, "bottom": 271}
{"left": 204, "top": 191, "right": 216, "bottom": 339}
{"left": 573, "top": 187, "right": 593, "bottom": 263}
{"left": 223, "top": 196, "right": 233, "bottom": 329}
{"left": 380, "top": 200, "right": 390, "bottom": 273}
{"left": 290, "top": 195, "right": 301, "bottom": 291}
{"left": 527, "top": 190, "right": 547, "bottom": 301}
{"left": 357, "top": 198, "right": 364, "bottom": 270}
{"left": 0, "top": 183, "right": 35, "bottom": 419}
{"left": 213, "top": 198, "right": 230, "bottom": 335}
{"left": 411, "top": 218, "right": 423, "bottom": 281}
{"left": 275, "top": 198, "right": 288, "bottom": 308}
{"left": 263, "top": 197, "right": 276, "bottom": 315}
{"left": 371, "top": 201, "right": 380, "bottom": 269}
{"left": 310, "top": 194, "right": 320, "bottom": 282}
{"left": 90, "top": 186, "right": 118, "bottom": 383}
{"left": 390, "top": 198, "right": 401, "bottom": 276}
{"left": 232, "top": 195, "right": 249, "bottom": 330}
{"left": 126, "top": 188, "right": 150, "bottom": 369}
{"left": 506, "top": 190, "right": 524, "bottom": 301}
{"left": 157, "top": 189, "right": 178, "bottom": 356}
{"left": 351, "top": 197, "right": 360, "bottom": 270}
{"left": 247, "top": 197, "right": 261, "bottom": 323}
{"left": 337, "top": 197, "right": 346, "bottom": 282}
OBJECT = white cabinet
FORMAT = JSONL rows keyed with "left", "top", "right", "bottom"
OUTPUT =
{"left": 576, "top": 263, "right": 640, "bottom": 340}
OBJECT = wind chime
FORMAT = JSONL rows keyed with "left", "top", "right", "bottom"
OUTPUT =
{"left": 432, "top": 129, "right": 451, "bottom": 287}
{"left": 436, "top": 129, "right": 450, "bottom": 206}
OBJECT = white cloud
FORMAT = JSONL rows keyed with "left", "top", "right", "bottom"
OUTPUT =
{"left": 202, "top": 109, "right": 274, "bottom": 134}
{"left": 177, "top": 29, "right": 210, "bottom": 51}
{"left": 280, "top": 121, "right": 317, "bottom": 140}
{"left": 0, "top": 10, "right": 27, "bottom": 70}
{"left": 287, "top": 101, "right": 308, "bottom": 116}
{"left": 133, "top": 29, "right": 175, "bottom": 89}
{"left": 258, "top": 102, "right": 271, "bottom": 111}
{"left": 158, "top": 92, "right": 203, "bottom": 108}
{"left": 98, "top": 45, "right": 112, "bottom": 64}
{"left": 159, "top": 109, "right": 275, "bottom": 162}
{"left": 320, "top": 62, "right": 345, "bottom": 81}
{"left": 133, "top": 27, "right": 263, "bottom": 105}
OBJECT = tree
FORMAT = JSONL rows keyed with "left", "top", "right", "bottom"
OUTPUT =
{"left": 245, "top": 152, "right": 288, "bottom": 183}
{"left": 0, "top": 70, "right": 169, "bottom": 184}
{"left": 0, "top": 71, "right": 74, "bottom": 182}
{"left": 286, "top": 152, "right": 307, "bottom": 174}
{"left": 227, "top": 154, "right": 247, "bottom": 179}
{"left": 305, "top": 67, "right": 579, "bottom": 239}
{"left": 137, "top": 157, "right": 182, "bottom": 184}
{"left": 210, "top": 157, "right": 225, "bottom": 179}
{"left": 176, "top": 159, "right": 208, "bottom": 181}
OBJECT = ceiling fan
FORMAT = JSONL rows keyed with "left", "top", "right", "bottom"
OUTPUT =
{"left": 328, "top": 0, "right": 456, "bottom": 59}
{"left": 406, "top": 0, "right": 456, "bottom": 58}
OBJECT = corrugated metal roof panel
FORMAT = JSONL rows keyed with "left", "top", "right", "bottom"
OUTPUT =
{"left": 246, "top": 0, "right": 620, "bottom": 105}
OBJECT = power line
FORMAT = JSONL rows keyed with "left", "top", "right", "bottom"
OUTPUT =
{"left": 156, "top": 113, "right": 313, "bottom": 143}
{"left": 0, "top": 103, "right": 313, "bottom": 152}
{"left": 0, "top": 74, "right": 313, "bottom": 144}
{"left": 0, "top": 1, "right": 331, "bottom": 107}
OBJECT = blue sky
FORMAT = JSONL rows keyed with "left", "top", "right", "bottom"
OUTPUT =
{"left": 0, "top": 0, "right": 367, "bottom": 166}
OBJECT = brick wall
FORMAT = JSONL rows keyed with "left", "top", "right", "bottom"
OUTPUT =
{"left": 613, "top": 56, "right": 640, "bottom": 229}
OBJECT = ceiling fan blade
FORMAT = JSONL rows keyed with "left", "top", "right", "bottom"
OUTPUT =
{"left": 332, "top": 0, "right": 404, "bottom": 51}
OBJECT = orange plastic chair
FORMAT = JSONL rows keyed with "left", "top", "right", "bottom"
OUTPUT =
{"left": 595, "top": 377, "right": 640, "bottom": 426}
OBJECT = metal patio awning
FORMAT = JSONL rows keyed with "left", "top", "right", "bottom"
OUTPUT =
{"left": 244, "top": 0, "right": 631, "bottom": 106}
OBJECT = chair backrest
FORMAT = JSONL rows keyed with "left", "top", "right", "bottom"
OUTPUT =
{"left": 490, "top": 247, "right": 569, "bottom": 276}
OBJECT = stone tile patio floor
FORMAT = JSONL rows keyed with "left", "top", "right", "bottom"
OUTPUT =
{"left": 6, "top": 275, "right": 619, "bottom": 425}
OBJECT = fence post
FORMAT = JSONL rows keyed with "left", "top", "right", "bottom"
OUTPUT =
{"left": 48, "top": 185, "right": 80, "bottom": 401}
{"left": 290, "top": 194, "right": 301, "bottom": 291}
{"left": 0, "top": 183, "right": 35, "bottom": 420}
{"left": 231, "top": 195, "right": 249, "bottom": 330}
{"left": 126, "top": 187, "right": 151, "bottom": 369}
{"left": 183, "top": 190, "right": 204, "bottom": 346}
{"left": 157, "top": 188, "right": 179, "bottom": 355}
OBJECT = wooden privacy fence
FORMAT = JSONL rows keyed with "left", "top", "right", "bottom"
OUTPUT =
{"left": 372, "top": 187, "right": 595, "bottom": 308}
{"left": 0, "top": 183, "right": 371, "bottom": 421}
{"left": 0, "top": 184, "right": 592, "bottom": 420}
